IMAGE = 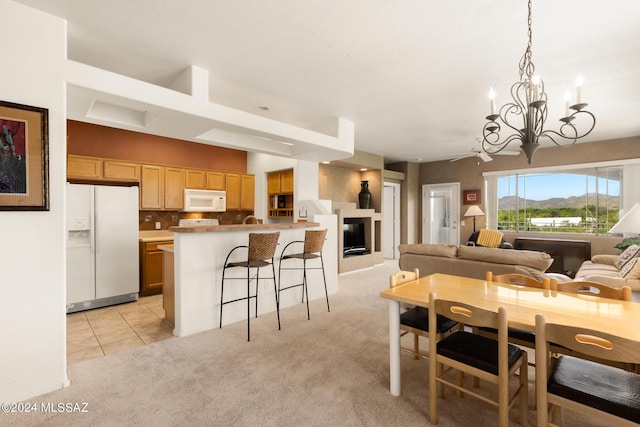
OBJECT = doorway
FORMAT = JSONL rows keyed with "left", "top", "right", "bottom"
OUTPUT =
{"left": 422, "top": 183, "right": 460, "bottom": 246}
{"left": 383, "top": 182, "right": 401, "bottom": 259}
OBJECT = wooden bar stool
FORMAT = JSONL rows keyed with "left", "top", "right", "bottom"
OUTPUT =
{"left": 277, "top": 229, "right": 330, "bottom": 325}
{"left": 219, "top": 232, "right": 280, "bottom": 341}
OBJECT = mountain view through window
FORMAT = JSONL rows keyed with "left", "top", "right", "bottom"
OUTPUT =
{"left": 496, "top": 166, "right": 622, "bottom": 234}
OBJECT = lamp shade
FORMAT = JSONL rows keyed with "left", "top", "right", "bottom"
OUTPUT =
{"left": 464, "top": 205, "right": 485, "bottom": 217}
{"left": 609, "top": 203, "right": 640, "bottom": 234}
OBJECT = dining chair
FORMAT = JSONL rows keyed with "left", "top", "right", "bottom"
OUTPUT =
{"left": 549, "top": 279, "right": 635, "bottom": 371}
{"left": 552, "top": 280, "right": 632, "bottom": 301}
{"left": 535, "top": 313, "right": 640, "bottom": 426}
{"left": 277, "top": 229, "right": 330, "bottom": 325}
{"left": 389, "top": 270, "right": 459, "bottom": 360}
{"left": 219, "top": 232, "right": 280, "bottom": 341}
{"left": 428, "top": 292, "right": 528, "bottom": 427}
{"left": 480, "top": 272, "right": 551, "bottom": 362}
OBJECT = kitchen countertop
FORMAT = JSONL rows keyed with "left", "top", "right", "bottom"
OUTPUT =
{"left": 139, "top": 230, "right": 175, "bottom": 242}
{"left": 169, "top": 221, "right": 319, "bottom": 233}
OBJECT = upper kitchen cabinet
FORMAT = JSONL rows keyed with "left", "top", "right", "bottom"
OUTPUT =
{"left": 140, "top": 165, "right": 164, "bottom": 209}
{"left": 184, "top": 169, "right": 226, "bottom": 191}
{"left": 241, "top": 174, "right": 255, "bottom": 211}
{"left": 164, "top": 167, "right": 184, "bottom": 210}
{"left": 206, "top": 171, "right": 225, "bottom": 190}
{"left": 67, "top": 155, "right": 139, "bottom": 183}
{"left": 140, "top": 165, "right": 184, "bottom": 210}
{"left": 103, "top": 160, "right": 140, "bottom": 182}
{"left": 184, "top": 169, "right": 206, "bottom": 189}
{"left": 267, "top": 168, "right": 294, "bottom": 195}
{"left": 226, "top": 173, "right": 255, "bottom": 211}
{"left": 67, "top": 155, "right": 102, "bottom": 180}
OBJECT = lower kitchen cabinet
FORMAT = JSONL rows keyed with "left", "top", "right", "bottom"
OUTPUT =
{"left": 139, "top": 240, "right": 172, "bottom": 296}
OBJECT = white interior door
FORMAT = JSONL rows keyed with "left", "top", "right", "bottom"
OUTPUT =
{"left": 383, "top": 183, "right": 401, "bottom": 259}
{"left": 422, "top": 183, "right": 460, "bottom": 245}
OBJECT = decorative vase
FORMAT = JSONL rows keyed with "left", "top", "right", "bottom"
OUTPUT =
{"left": 358, "top": 180, "right": 371, "bottom": 209}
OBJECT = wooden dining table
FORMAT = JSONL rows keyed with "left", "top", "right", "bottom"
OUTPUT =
{"left": 379, "top": 272, "right": 640, "bottom": 396}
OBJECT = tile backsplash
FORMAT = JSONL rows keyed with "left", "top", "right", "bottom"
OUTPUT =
{"left": 138, "top": 211, "right": 253, "bottom": 230}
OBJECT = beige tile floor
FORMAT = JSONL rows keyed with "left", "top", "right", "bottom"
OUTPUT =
{"left": 66, "top": 294, "right": 174, "bottom": 365}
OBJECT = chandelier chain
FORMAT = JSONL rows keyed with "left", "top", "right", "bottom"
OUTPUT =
{"left": 519, "top": 0, "right": 534, "bottom": 80}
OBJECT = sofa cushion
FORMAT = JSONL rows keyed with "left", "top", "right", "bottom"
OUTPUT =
{"left": 457, "top": 245, "right": 553, "bottom": 271}
{"left": 575, "top": 261, "right": 620, "bottom": 276}
{"left": 591, "top": 254, "right": 618, "bottom": 266}
{"left": 398, "top": 243, "right": 458, "bottom": 258}
{"left": 614, "top": 245, "right": 640, "bottom": 269}
{"left": 619, "top": 257, "right": 640, "bottom": 279}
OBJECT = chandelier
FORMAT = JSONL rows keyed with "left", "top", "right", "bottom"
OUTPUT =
{"left": 481, "top": 0, "right": 596, "bottom": 165}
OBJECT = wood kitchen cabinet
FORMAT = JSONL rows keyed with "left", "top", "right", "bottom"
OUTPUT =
{"left": 267, "top": 169, "right": 294, "bottom": 219}
{"left": 206, "top": 171, "right": 225, "bottom": 190}
{"left": 140, "top": 165, "right": 184, "bottom": 210}
{"left": 67, "top": 155, "right": 103, "bottom": 180}
{"left": 140, "top": 165, "right": 164, "bottom": 209}
{"left": 68, "top": 155, "right": 139, "bottom": 182}
{"left": 139, "top": 240, "right": 172, "bottom": 296}
{"left": 103, "top": 160, "right": 140, "bottom": 181}
{"left": 164, "top": 167, "right": 184, "bottom": 210}
{"left": 225, "top": 173, "right": 241, "bottom": 210}
{"left": 185, "top": 169, "right": 225, "bottom": 191}
{"left": 185, "top": 169, "right": 206, "bottom": 189}
{"left": 267, "top": 168, "right": 293, "bottom": 195}
{"left": 241, "top": 174, "right": 255, "bottom": 210}
{"left": 226, "top": 173, "right": 255, "bottom": 211}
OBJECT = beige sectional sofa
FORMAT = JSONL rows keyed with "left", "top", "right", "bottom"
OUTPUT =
{"left": 574, "top": 254, "right": 640, "bottom": 291}
{"left": 398, "top": 243, "right": 553, "bottom": 282}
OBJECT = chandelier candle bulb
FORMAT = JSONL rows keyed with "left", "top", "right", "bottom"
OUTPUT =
{"left": 576, "top": 75, "right": 584, "bottom": 104}
{"left": 532, "top": 75, "right": 540, "bottom": 101}
{"left": 564, "top": 90, "right": 571, "bottom": 117}
{"left": 489, "top": 88, "right": 496, "bottom": 115}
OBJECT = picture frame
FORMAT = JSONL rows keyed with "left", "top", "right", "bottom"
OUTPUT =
{"left": 0, "top": 100, "right": 49, "bottom": 210}
{"left": 463, "top": 189, "right": 480, "bottom": 205}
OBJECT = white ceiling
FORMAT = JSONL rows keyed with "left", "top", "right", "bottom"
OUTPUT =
{"left": 15, "top": 0, "right": 640, "bottom": 164}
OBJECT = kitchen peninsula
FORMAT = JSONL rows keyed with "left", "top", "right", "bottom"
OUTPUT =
{"left": 165, "top": 216, "right": 337, "bottom": 337}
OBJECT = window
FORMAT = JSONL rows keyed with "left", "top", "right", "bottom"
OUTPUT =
{"left": 488, "top": 165, "right": 623, "bottom": 235}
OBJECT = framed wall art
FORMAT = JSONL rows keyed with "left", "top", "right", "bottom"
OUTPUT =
{"left": 463, "top": 189, "right": 480, "bottom": 205}
{"left": 0, "top": 100, "right": 49, "bottom": 210}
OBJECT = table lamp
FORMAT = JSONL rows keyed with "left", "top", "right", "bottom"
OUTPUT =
{"left": 464, "top": 205, "right": 485, "bottom": 233}
{"left": 609, "top": 203, "right": 640, "bottom": 236}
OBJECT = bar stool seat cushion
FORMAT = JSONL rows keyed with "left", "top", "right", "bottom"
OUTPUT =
{"left": 438, "top": 330, "right": 523, "bottom": 375}
{"left": 227, "top": 259, "right": 272, "bottom": 268}
{"left": 548, "top": 355, "right": 640, "bottom": 423}
{"left": 281, "top": 252, "right": 321, "bottom": 260}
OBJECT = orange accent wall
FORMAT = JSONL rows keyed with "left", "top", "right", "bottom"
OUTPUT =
{"left": 67, "top": 120, "right": 246, "bottom": 172}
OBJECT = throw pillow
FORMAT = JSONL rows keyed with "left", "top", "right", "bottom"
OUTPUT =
{"left": 619, "top": 257, "right": 640, "bottom": 279}
{"left": 476, "top": 229, "right": 504, "bottom": 249}
{"left": 614, "top": 244, "right": 640, "bottom": 269}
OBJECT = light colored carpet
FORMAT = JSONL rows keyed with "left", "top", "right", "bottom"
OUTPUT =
{"left": 9, "top": 260, "right": 602, "bottom": 426}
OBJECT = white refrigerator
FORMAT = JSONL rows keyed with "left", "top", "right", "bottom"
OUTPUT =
{"left": 66, "top": 183, "right": 140, "bottom": 313}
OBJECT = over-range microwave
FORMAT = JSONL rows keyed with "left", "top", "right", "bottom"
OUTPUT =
{"left": 183, "top": 189, "right": 226, "bottom": 212}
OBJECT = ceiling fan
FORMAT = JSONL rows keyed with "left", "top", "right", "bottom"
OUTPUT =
{"left": 450, "top": 142, "right": 520, "bottom": 163}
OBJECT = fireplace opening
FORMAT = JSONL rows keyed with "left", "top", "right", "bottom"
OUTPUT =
{"left": 343, "top": 220, "right": 370, "bottom": 256}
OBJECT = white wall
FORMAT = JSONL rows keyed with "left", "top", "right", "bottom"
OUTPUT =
{"left": 0, "top": 1, "right": 68, "bottom": 401}
{"left": 247, "top": 153, "right": 319, "bottom": 222}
